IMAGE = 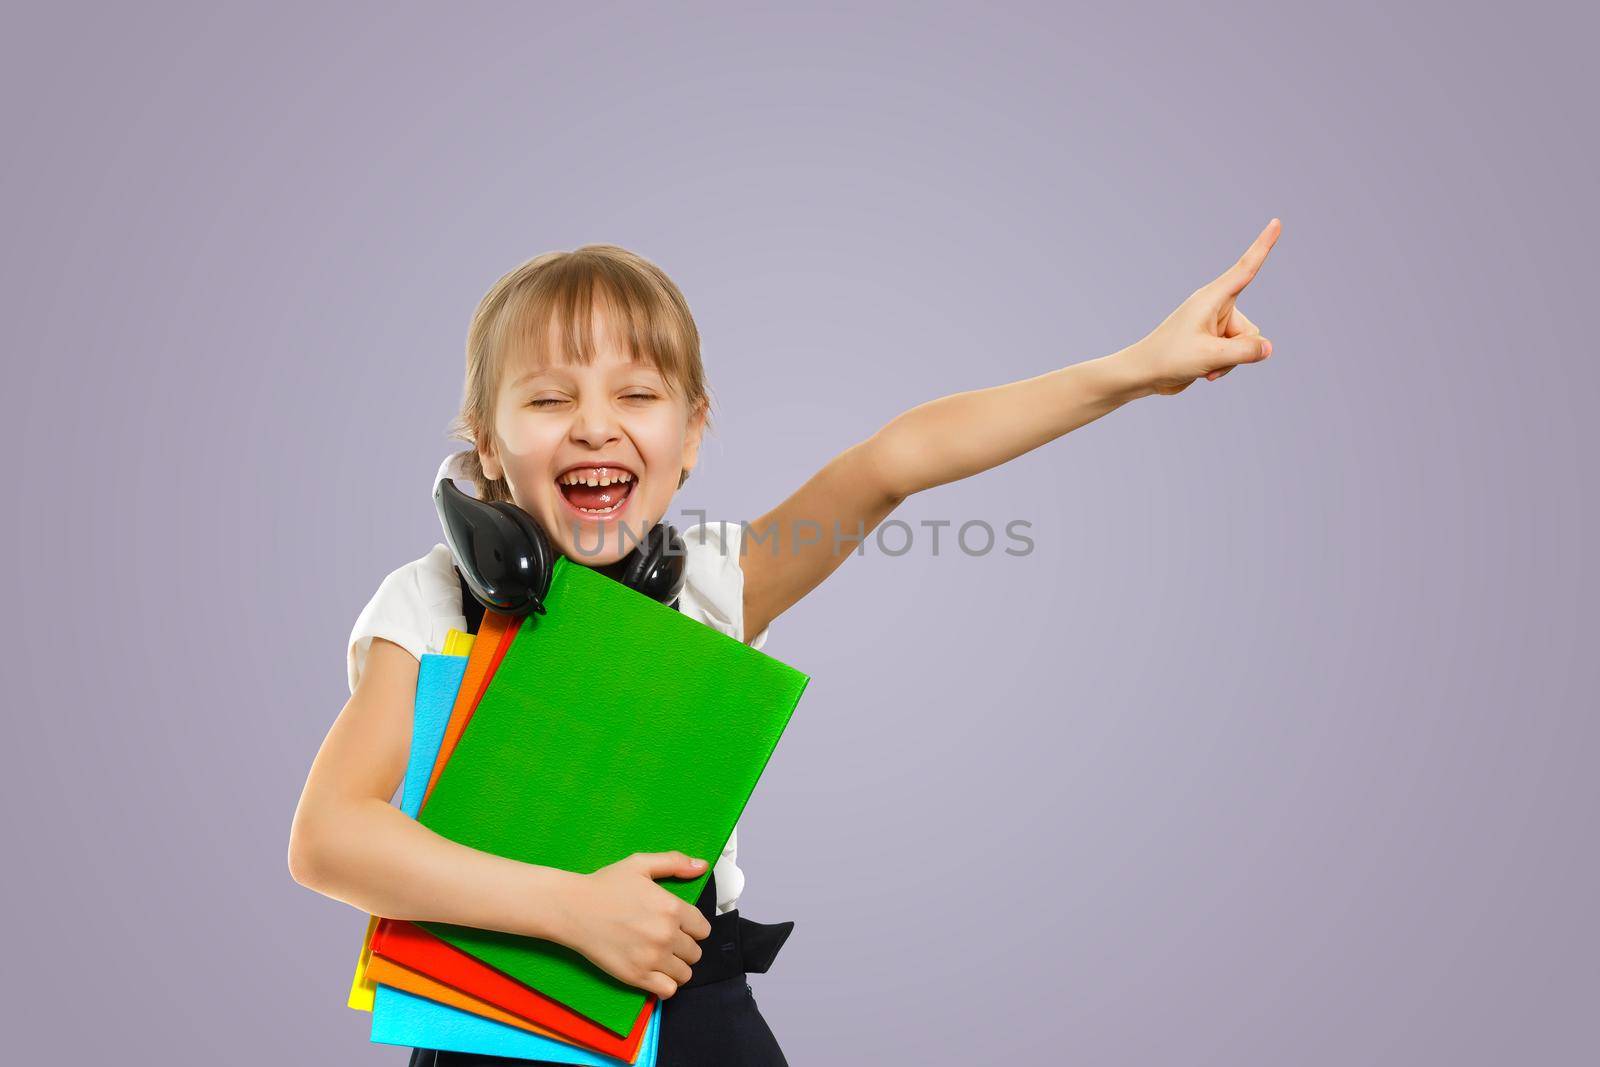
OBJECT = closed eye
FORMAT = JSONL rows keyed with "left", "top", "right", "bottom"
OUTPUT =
{"left": 529, "top": 393, "right": 657, "bottom": 408}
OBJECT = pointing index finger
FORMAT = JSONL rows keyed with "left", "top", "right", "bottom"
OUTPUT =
{"left": 1214, "top": 218, "right": 1281, "bottom": 298}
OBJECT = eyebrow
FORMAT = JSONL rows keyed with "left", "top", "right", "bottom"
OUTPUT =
{"left": 510, "top": 367, "right": 557, "bottom": 388}
{"left": 509, "top": 364, "right": 664, "bottom": 389}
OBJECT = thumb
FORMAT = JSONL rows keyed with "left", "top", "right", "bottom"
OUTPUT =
{"left": 1219, "top": 333, "right": 1273, "bottom": 366}
{"left": 631, "top": 851, "right": 710, "bottom": 880}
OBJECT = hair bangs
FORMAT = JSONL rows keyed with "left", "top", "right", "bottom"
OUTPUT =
{"left": 490, "top": 250, "right": 698, "bottom": 400}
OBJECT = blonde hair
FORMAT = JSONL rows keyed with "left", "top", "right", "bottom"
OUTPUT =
{"left": 448, "top": 244, "right": 712, "bottom": 504}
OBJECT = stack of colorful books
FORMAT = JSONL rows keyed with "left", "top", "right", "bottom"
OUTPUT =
{"left": 342, "top": 556, "right": 810, "bottom": 1063}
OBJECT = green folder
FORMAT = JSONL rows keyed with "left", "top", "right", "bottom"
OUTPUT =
{"left": 417, "top": 554, "right": 809, "bottom": 1036}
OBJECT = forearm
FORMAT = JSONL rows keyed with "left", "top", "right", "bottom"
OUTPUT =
{"left": 875, "top": 344, "right": 1153, "bottom": 498}
{"left": 289, "top": 795, "right": 579, "bottom": 944}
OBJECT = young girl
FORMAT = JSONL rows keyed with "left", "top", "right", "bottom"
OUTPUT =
{"left": 290, "top": 221, "right": 1282, "bottom": 1065}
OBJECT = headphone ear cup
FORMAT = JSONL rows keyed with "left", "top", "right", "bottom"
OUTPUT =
{"left": 434, "top": 477, "right": 555, "bottom": 616}
{"left": 490, "top": 501, "right": 558, "bottom": 614}
{"left": 619, "top": 522, "right": 687, "bottom": 605}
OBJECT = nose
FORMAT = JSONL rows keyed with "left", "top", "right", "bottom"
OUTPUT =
{"left": 568, "top": 392, "right": 623, "bottom": 450}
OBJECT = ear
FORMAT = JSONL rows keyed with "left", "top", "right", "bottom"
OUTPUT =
{"left": 679, "top": 398, "right": 708, "bottom": 479}
{"left": 477, "top": 430, "right": 504, "bottom": 483}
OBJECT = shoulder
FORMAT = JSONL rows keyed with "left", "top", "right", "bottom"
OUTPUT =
{"left": 346, "top": 544, "right": 467, "bottom": 693}
{"left": 676, "top": 521, "right": 771, "bottom": 651}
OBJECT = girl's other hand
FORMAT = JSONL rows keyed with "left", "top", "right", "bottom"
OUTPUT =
{"left": 553, "top": 851, "right": 714, "bottom": 1000}
{"left": 1126, "top": 218, "right": 1282, "bottom": 396}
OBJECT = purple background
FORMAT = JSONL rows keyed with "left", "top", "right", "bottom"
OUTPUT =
{"left": 3, "top": 2, "right": 1594, "bottom": 1063}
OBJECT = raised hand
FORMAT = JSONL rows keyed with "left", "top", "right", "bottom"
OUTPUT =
{"left": 1129, "top": 218, "right": 1282, "bottom": 396}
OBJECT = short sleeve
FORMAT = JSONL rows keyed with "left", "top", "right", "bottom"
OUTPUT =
{"left": 346, "top": 544, "right": 467, "bottom": 693}
{"left": 677, "top": 520, "right": 771, "bottom": 651}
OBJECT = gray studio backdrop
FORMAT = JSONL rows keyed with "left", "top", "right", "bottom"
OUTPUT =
{"left": 3, "top": 2, "right": 1594, "bottom": 1064}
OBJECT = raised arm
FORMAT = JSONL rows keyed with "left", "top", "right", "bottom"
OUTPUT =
{"left": 740, "top": 219, "right": 1282, "bottom": 639}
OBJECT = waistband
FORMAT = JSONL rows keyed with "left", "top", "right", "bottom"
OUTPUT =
{"left": 680, "top": 909, "right": 794, "bottom": 989}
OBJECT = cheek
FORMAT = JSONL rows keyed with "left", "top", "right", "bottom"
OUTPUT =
{"left": 634, "top": 410, "right": 689, "bottom": 460}
{"left": 496, "top": 414, "right": 562, "bottom": 463}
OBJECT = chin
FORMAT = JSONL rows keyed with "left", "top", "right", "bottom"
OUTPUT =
{"left": 549, "top": 509, "right": 662, "bottom": 567}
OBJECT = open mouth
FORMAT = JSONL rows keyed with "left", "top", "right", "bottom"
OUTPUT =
{"left": 555, "top": 465, "right": 636, "bottom": 518}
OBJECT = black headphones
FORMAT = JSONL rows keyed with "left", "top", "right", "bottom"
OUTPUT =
{"left": 433, "top": 452, "right": 687, "bottom": 618}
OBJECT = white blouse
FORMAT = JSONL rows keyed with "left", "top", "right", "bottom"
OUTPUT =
{"left": 346, "top": 520, "right": 771, "bottom": 916}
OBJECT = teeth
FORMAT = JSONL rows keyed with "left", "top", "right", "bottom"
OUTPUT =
{"left": 558, "top": 468, "right": 635, "bottom": 487}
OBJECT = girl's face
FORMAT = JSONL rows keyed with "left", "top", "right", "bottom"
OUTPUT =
{"left": 478, "top": 314, "right": 705, "bottom": 567}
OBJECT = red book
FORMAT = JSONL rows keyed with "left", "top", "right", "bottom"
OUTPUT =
{"left": 370, "top": 918, "right": 651, "bottom": 1060}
